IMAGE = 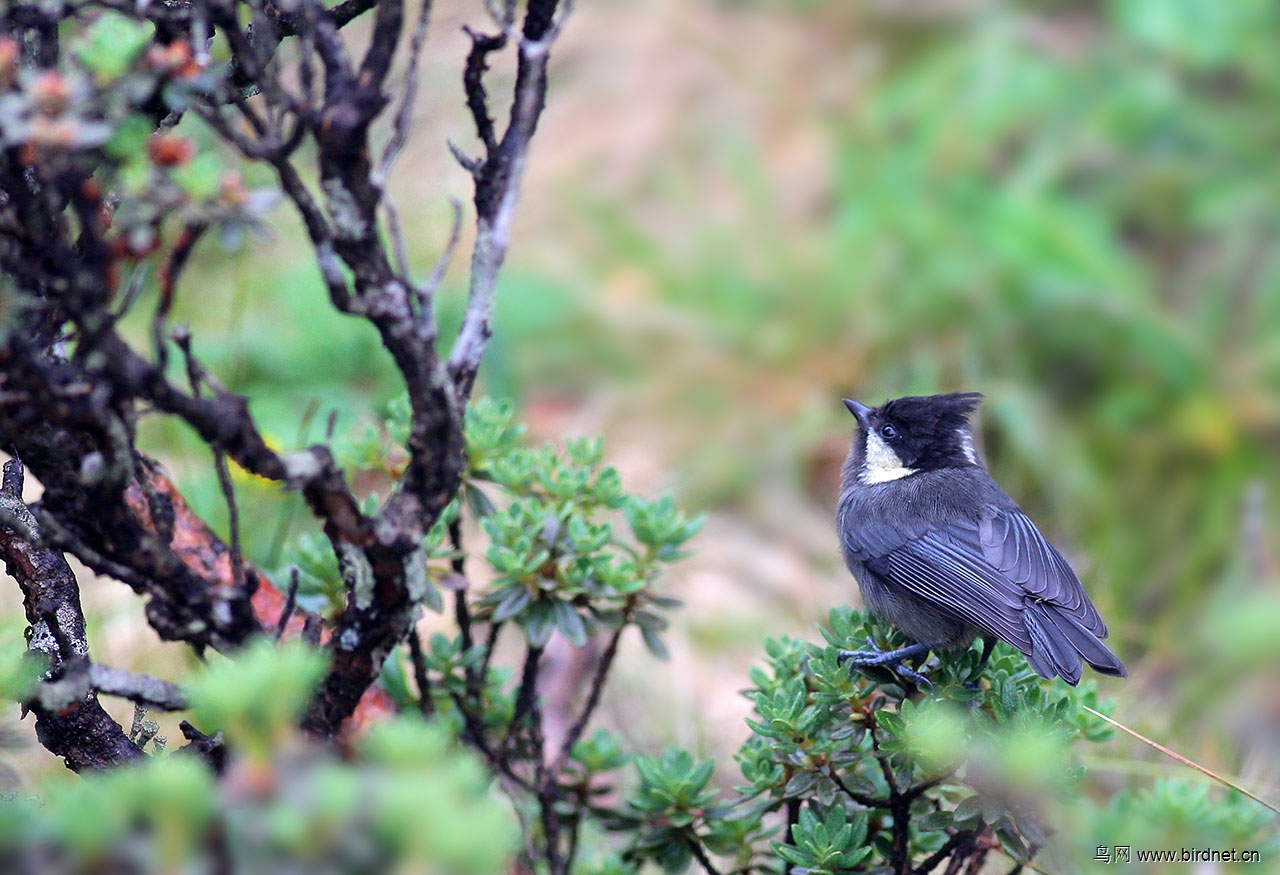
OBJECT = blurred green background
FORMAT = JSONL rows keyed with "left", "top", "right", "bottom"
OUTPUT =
{"left": 9, "top": 0, "right": 1279, "bottom": 858}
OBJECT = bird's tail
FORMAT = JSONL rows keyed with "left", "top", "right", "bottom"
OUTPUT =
{"left": 1023, "top": 601, "right": 1127, "bottom": 685}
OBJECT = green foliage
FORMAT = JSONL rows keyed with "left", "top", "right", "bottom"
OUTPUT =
{"left": 276, "top": 397, "right": 708, "bottom": 871}
{"left": 381, "top": 396, "right": 699, "bottom": 658}
{"left": 0, "top": 755, "right": 216, "bottom": 868}
{"left": 600, "top": 605, "right": 1157, "bottom": 873}
{"left": 1075, "top": 776, "right": 1280, "bottom": 867}
{"left": 775, "top": 805, "right": 869, "bottom": 874}
{"left": 247, "top": 401, "right": 1280, "bottom": 872}
{"left": 185, "top": 638, "right": 327, "bottom": 760}
{"left": 72, "top": 13, "right": 152, "bottom": 82}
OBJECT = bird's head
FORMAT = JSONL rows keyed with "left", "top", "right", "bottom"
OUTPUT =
{"left": 842, "top": 392, "right": 984, "bottom": 485}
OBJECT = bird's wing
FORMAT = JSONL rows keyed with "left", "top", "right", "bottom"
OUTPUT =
{"left": 977, "top": 506, "right": 1106, "bottom": 637}
{"left": 874, "top": 516, "right": 1035, "bottom": 652}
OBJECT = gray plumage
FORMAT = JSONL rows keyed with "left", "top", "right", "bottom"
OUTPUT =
{"left": 836, "top": 392, "right": 1125, "bottom": 685}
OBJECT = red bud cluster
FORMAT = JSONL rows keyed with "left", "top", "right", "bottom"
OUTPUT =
{"left": 147, "top": 133, "right": 195, "bottom": 167}
{"left": 144, "top": 41, "right": 201, "bottom": 80}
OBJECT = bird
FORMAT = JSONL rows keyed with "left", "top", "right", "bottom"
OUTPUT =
{"left": 835, "top": 391, "right": 1126, "bottom": 688}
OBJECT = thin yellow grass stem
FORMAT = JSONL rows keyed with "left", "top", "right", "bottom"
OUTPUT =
{"left": 1082, "top": 705, "right": 1280, "bottom": 817}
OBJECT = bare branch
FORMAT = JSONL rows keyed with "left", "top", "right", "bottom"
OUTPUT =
{"left": 546, "top": 626, "right": 624, "bottom": 782}
{"left": 377, "top": 0, "right": 436, "bottom": 186}
{"left": 422, "top": 197, "right": 465, "bottom": 301}
{"left": 449, "top": 0, "right": 566, "bottom": 399}
{"left": 39, "top": 662, "right": 189, "bottom": 713}
{"left": 461, "top": 26, "right": 509, "bottom": 156}
{"left": 175, "top": 331, "right": 245, "bottom": 594}
{"left": 407, "top": 629, "right": 435, "bottom": 718}
{"left": 0, "top": 459, "right": 145, "bottom": 771}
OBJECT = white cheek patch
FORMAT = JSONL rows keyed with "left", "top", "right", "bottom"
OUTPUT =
{"left": 958, "top": 428, "right": 978, "bottom": 464}
{"left": 860, "top": 431, "right": 916, "bottom": 484}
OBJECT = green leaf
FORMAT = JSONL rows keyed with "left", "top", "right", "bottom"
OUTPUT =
{"left": 640, "top": 624, "right": 668, "bottom": 660}
{"left": 553, "top": 599, "right": 588, "bottom": 647}
{"left": 463, "top": 483, "right": 496, "bottom": 519}
{"left": 74, "top": 13, "right": 152, "bottom": 81}
{"left": 783, "top": 771, "right": 820, "bottom": 799}
{"left": 522, "top": 600, "right": 554, "bottom": 648}
{"left": 992, "top": 819, "right": 1028, "bottom": 862}
{"left": 918, "top": 810, "right": 953, "bottom": 831}
{"left": 491, "top": 586, "right": 531, "bottom": 622}
{"left": 104, "top": 114, "right": 154, "bottom": 163}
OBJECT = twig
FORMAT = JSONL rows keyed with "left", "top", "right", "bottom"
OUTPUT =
{"left": 547, "top": 626, "right": 624, "bottom": 780}
{"left": 461, "top": 26, "right": 508, "bottom": 154}
{"left": 913, "top": 831, "right": 972, "bottom": 875}
{"left": 153, "top": 221, "right": 208, "bottom": 370}
{"left": 376, "top": 0, "right": 435, "bottom": 185}
{"left": 176, "top": 330, "right": 245, "bottom": 596}
{"left": 448, "top": 0, "right": 566, "bottom": 399}
{"left": 275, "top": 568, "right": 301, "bottom": 640}
{"left": 876, "top": 742, "right": 911, "bottom": 875}
{"left": 505, "top": 644, "right": 545, "bottom": 752}
{"left": 450, "top": 517, "right": 474, "bottom": 658}
{"left": 827, "top": 766, "right": 886, "bottom": 808}
{"left": 302, "top": 612, "right": 323, "bottom": 647}
{"left": 421, "top": 198, "right": 464, "bottom": 302}
{"left": 784, "top": 798, "right": 801, "bottom": 849}
{"left": 480, "top": 619, "right": 503, "bottom": 678}
{"left": 450, "top": 690, "right": 535, "bottom": 793}
{"left": 88, "top": 663, "right": 188, "bottom": 711}
{"left": 686, "top": 833, "right": 724, "bottom": 875}
{"left": 407, "top": 629, "right": 435, "bottom": 718}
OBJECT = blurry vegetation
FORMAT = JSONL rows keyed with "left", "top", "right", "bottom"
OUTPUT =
{"left": 2, "top": 641, "right": 517, "bottom": 874}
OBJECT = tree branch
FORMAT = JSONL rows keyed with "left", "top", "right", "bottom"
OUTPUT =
{"left": 448, "top": 0, "right": 566, "bottom": 399}
{"left": 0, "top": 458, "right": 145, "bottom": 771}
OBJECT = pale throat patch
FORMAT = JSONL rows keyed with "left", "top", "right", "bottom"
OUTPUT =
{"left": 859, "top": 431, "right": 916, "bottom": 484}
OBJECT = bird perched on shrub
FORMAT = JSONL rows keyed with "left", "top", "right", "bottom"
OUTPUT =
{"left": 836, "top": 392, "right": 1126, "bottom": 688}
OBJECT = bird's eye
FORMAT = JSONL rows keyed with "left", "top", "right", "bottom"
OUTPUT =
{"left": 880, "top": 425, "right": 897, "bottom": 439}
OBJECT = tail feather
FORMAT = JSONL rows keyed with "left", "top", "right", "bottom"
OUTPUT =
{"left": 1024, "top": 605, "right": 1082, "bottom": 684}
{"left": 1022, "top": 601, "right": 1126, "bottom": 684}
{"left": 1039, "top": 602, "right": 1127, "bottom": 678}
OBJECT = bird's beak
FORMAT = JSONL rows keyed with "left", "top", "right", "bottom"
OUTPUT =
{"left": 842, "top": 398, "right": 871, "bottom": 427}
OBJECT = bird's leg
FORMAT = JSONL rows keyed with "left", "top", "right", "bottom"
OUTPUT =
{"left": 839, "top": 637, "right": 934, "bottom": 690}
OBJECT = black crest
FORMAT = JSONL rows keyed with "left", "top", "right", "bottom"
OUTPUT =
{"left": 871, "top": 392, "right": 983, "bottom": 472}
{"left": 879, "top": 392, "right": 982, "bottom": 432}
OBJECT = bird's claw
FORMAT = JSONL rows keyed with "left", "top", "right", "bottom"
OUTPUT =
{"left": 838, "top": 637, "right": 934, "bottom": 691}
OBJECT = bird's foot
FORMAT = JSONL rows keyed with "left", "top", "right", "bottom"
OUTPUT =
{"left": 838, "top": 637, "right": 934, "bottom": 691}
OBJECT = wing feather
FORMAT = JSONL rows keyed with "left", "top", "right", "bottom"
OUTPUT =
{"left": 881, "top": 522, "right": 1033, "bottom": 651}
{"left": 980, "top": 508, "right": 1106, "bottom": 636}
